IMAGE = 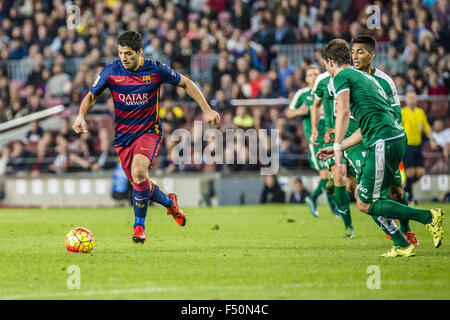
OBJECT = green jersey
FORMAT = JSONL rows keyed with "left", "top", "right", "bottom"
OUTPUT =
{"left": 370, "top": 67, "right": 402, "bottom": 122}
{"left": 313, "top": 71, "right": 359, "bottom": 139}
{"left": 331, "top": 67, "right": 405, "bottom": 148}
{"left": 288, "top": 87, "right": 326, "bottom": 141}
{"left": 312, "top": 72, "right": 334, "bottom": 130}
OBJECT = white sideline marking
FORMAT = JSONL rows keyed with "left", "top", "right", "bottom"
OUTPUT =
{"left": 3, "top": 283, "right": 306, "bottom": 300}
{"left": 3, "top": 280, "right": 446, "bottom": 300}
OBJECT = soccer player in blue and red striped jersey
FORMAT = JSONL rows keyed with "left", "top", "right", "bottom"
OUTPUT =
{"left": 72, "top": 31, "right": 220, "bottom": 244}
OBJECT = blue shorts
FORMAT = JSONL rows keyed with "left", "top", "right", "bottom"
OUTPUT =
{"left": 403, "top": 145, "right": 424, "bottom": 168}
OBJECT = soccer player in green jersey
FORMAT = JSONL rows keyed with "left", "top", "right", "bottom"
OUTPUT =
{"left": 310, "top": 71, "right": 355, "bottom": 238}
{"left": 286, "top": 65, "right": 339, "bottom": 218}
{"left": 317, "top": 39, "right": 444, "bottom": 257}
{"left": 351, "top": 35, "right": 419, "bottom": 245}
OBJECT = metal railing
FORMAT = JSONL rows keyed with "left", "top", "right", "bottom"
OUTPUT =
{"left": 190, "top": 53, "right": 219, "bottom": 85}
{"left": 277, "top": 42, "right": 390, "bottom": 68}
{"left": 4, "top": 55, "right": 171, "bottom": 82}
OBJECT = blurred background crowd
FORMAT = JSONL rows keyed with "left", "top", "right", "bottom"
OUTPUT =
{"left": 0, "top": 0, "right": 449, "bottom": 178}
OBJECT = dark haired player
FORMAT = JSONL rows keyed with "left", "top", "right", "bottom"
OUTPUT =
{"left": 317, "top": 39, "right": 444, "bottom": 257}
{"left": 73, "top": 31, "right": 220, "bottom": 244}
{"left": 351, "top": 35, "right": 419, "bottom": 245}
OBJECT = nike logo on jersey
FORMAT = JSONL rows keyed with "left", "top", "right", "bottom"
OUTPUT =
{"left": 115, "top": 78, "right": 125, "bottom": 82}
{"left": 140, "top": 147, "right": 151, "bottom": 151}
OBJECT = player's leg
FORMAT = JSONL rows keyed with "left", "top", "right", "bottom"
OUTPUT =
{"left": 135, "top": 133, "right": 186, "bottom": 226}
{"left": 389, "top": 181, "right": 419, "bottom": 245}
{"left": 114, "top": 144, "right": 151, "bottom": 243}
{"left": 331, "top": 162, "right": 354, "bottom": 237}
{"left": 305, "top": 143, "right": 338, "bottom": 217}
{"left": 305, "top": 145, "right": 321, "bottom": 217}
{"left": 320, "top": 168, "right": 339, "bottom": 216}
{"left": 357, "top": 138, "right": 444, "bottom": 249}
{"left": 130, "top": 153, "right": 152, "bottom": 242}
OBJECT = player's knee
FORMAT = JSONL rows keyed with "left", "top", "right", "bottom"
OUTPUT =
{"left": 331, "top": 166, "right": 345, "bottom": 186}
{"left": 346, "top": 177, "right": 356, "bottom": 194}
{"left": 131, "top": 166, "right": 147, "bottom": 184}
{"left": 356, "top": 198, "right": 370, "bottom": 213}
{"left": 389, "top": 184, "right": 403, "bottom": 202}
{"left": 346, "top": 184, "right": 354, "bottom": 195}
{"left": 416, "top": 167, "right": 426, "bottom": 179}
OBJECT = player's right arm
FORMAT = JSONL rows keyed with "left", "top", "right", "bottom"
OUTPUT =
{"left": 73, "top": 67, "right": 109, "bottom": 134}
{"left": 286, "top": 89, "right": 308, "bottom": 118}
{"left": 73, "top": 92, "right": 99, "bottom": 134}
{"left": 309, "top": 97, "right": 321, "bottom": 145}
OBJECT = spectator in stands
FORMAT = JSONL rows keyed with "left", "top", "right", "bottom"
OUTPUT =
{"left": 0, "top": 0, "right": 448, "bottom": 178}
{"left": 25, "top": 94, "right": 44, "bottom": 114}
{"left": 258, "top": 79, "right": 276, "bottom": 99}
{"left": 49, "top": 135, "right": 69, "bottom": 174}
{"left": 431, "top": 119, "right": 450, "bottom": 172}
{"left": 0, "top": 76, "right": 10, "bottom": 103}
{"left": 328, "top": 10, "right": 349, "bottom": 39}
{"left": 260, "top": 174, "right": 285, "bottom": 203}
{"left": 30, "top": 136, "right": 53, "bottom": 178}
{"left": 90, "top": 128, "right": 118, "bottom": 172}
{"left": 58, "top": 117, "right": 78, "bottom": 142}
{"left": 211, "top": 89, "right": 233, "bottom": 114}
{"left": 312, "top": 20, "right": 333, "bottom": 44}
{"left": 0, "top": 99, "right": 8, "bottom": 123}
{"left": 7, "top": 99, "right": 27, "bottom": 119}
{"left": 68, "top": 139, "right": 96, "bottom": 172}
{"left": 289, "top": 178, "right": 311, "bottom": 204}
{"left": 220, "top": 73, "right": 233, "bottom": 100}
{"left": 298, "top": 3, "right": 317, "bottom": 29}
{"left": 277, "top": 55, "right": 295, "bottom": 92}
{"left": 279, "top": 138, "right": 298, "bottom": 168}
{"left": 428, "top": 70, "right": 448, "bottom": 95}
{"left": 386, "top": 45, "right": 407, "bottom": 76}
{"left": 212, "top": 56, "right": 233, "bottom": 91}
{"left": 248, "top": 68, "right": 265, "bottom": 99}
{"left": 25, "top": 120, "right": 43, "bottom": 143}
{"left": 402, "top": 90, "right": 439, "bottom": 203}
{"left": 0, "top": 144, "right": 10, "bottom": 177}
{"left": 6, "top": 141, "right": 32, "bottom": 176}
{"left": 45, "top": 63, "right": 71, "bottom": 98}
{"left": 233, "top": 106, "right": 254, "bottom": 128}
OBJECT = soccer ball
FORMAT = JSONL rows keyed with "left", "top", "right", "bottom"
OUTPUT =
{"left": 65, "top": 227, "right": 95, "bottom": 253}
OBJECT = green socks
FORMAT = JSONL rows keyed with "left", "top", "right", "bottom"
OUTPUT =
{"left": 398, "top": 191, "right": 412, "bottom": 233}
{"left": 313, "top": 179, "right": 328, "bottom": 199}
{"left": 369, "top": 199, "right": 432, "bottom": 225}
{"left": 334, "top": 186, "right": 353, "bottom": 228}
{"left": 313, "top": 179, "right": 339, "bottom": 215}
{"left": 371, "top": 215, "right": 410, "bottom": 248}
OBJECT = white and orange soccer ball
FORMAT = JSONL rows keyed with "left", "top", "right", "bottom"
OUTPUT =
{"left": 65, "top": 227, "right": 95, "bottom": 253}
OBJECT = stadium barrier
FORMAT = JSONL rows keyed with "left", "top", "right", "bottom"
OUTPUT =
{"left": 0, "top": 172, "right": 448, "bottom": 208}
{"left": 277, "top": 42, "right": 390, "bottom": 68}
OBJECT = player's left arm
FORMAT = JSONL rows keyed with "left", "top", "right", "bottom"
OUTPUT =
{"left": 316, "top": 128, "right": 362, "bottom": 161}
{"left": 309, "top": 97, "right": 322, "bottom": 145}
{"left": 177, "top": 75, "right": 220, "bottom": 126}
{"left": 334, "top": 90, "right": 350, "bottom": 144}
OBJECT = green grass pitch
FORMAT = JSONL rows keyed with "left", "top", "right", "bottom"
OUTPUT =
{"left": 0, "top": 203, "right": 449, "bottom": 300}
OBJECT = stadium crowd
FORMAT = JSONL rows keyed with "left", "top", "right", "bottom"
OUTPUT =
{"left": 0, "top": 0, "right": 449, "bottom": 177}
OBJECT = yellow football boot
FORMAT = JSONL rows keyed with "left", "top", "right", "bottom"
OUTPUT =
{"left": 380, "top": 244, "right": 416, "bottom": 257}
{"left": 426, "top": 208, "right": 444, "bottom": 248}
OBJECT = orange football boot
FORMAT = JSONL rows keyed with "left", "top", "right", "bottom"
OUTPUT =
{"left": 167, "top": 193, "right": 186, "bottom": 226}
{"left": 132, "top": 225, "right": 146, "bottom": 243}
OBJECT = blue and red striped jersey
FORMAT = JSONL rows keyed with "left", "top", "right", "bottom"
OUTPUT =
{"left": 90, "top": 58, "right": 181, "bottom": 146}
